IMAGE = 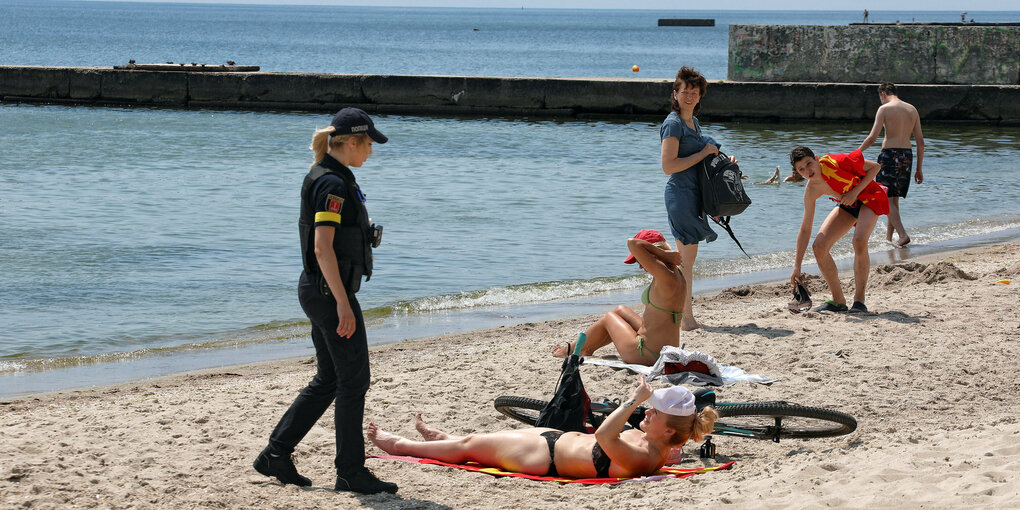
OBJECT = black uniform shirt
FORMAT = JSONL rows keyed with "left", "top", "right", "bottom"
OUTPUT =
{"left": 308, "top": 154, "right": 365, "bottom": 232}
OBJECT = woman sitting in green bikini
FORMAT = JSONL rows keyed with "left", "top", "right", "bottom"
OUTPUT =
{"left": 553, "top": 229, "right": 686, "bottom": 365}
{"left": 368, "top": 378, "right": 717, "bottom": 479}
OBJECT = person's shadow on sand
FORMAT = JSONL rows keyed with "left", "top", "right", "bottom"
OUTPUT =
{"left": 844, "top": 310, "right": 926, "bottom": 324}
{"left": 261, "top": 484, "right": 454, "bottom": 510}
{"left": 353, "top": 493, "right": 453, "bottom": 510}
{"left": 700, "top": 323, "right": 796, "bottom": 339}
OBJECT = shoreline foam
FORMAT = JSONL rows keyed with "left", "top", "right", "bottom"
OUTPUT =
{"left": 3, "top": 227, "right": 1018, "bottom": 398}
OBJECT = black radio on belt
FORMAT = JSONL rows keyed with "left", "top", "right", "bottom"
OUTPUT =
{"left": 370, "top": 223, "right": 383, "bottom": 248}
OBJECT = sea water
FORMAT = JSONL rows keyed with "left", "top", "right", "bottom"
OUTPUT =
{"left": 3, "top": 1, "right": 1019, "bottom": 79}
{"left": 1, "top": 2, "right": 1019, "bottom": 396}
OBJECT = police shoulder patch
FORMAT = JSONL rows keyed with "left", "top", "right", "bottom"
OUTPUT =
{"left": 325, "top": 194, "right": 344, "bottom": 213}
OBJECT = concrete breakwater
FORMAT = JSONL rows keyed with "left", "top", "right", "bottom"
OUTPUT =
{"left": 729, "top": 24, "right": 1020, "bottom": 85}
{"left": 2, "top": 66, "right": 1018, "bottom": 124}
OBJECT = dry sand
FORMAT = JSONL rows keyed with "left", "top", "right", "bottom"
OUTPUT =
{"left": 2, "top": 241, "right": 1018, "bottom": 509}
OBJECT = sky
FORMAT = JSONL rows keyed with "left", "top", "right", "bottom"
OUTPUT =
{"left": 84, "top": 0, "right": 1017, "bottom": 11}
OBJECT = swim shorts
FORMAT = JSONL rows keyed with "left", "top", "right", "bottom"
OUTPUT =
{"left": 838, "top": 201, "right": 862, "bottom": 219}
{"left": 875, "top": 148, "right": 913, "bottom": 198}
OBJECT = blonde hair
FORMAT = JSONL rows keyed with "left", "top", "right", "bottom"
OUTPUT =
{"left": 651, "top": 239, "right": 684, "bottom": 273}
{"left": 309, "top": 126, "right": 370, "bottom": 167}
{"left": 665, "top": 406, "right": 718, "bottom": 446}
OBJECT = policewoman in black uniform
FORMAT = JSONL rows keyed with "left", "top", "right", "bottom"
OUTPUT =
{"left": 254, "top": 108, "right": 396, "bottom": 495}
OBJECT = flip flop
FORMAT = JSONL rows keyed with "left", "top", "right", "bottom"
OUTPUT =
{"left": 848, "top": 301, "right": 868, "bottom": 313}
{"left": 812, "top": 300, "right": 848, "bottom": 312}
{"left": 789, "top": 300, "right": 812, "bottom": 313}
{"left": 788, "top": 283, "right": 812, "bottom": 313}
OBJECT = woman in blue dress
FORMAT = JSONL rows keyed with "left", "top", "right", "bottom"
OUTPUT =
{"left": 659, "top": 66, "right": 737, "bottom": 330}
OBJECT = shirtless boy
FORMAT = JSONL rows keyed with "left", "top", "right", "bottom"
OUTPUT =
{"left": 857, "top": 82, "right": 925, "bottom": 247}
{"left": 789, "top": 146, "right": 889, "bottom": 313}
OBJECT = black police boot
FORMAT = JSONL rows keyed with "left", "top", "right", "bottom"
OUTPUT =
{"left": 253, "top": 447, "right": 312, "bottom": 487}
{"left": 334, "top": 468, "right": 398, "bottom": 494}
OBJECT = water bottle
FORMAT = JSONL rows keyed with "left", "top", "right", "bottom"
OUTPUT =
{"left": 573, "top": 332, "right": 587, "bottom": 356}
{"left": 699, "top": 435, "right": 716, "bottom": 458}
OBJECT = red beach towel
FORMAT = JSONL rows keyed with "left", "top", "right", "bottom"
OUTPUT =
{"left": 369, "top": 454, "right": 734, "bottom": 485}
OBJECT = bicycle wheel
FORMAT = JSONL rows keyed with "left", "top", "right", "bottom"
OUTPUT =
{"left": 713, "top": 402, "right": 857, "bottom": 441}
{"left": 493, "top": 396, "right": 545, "bottom": 426}
{"left": 493, "top": 396, "right": 642, "bottom": 429}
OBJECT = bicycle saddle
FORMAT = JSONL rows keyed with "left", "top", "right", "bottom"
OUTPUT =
{"left": 694, "top": 387, "right": 716, "bottom": 410}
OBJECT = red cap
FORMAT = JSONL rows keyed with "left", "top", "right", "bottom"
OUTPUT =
{"left": 624, "top": 229, "right": 666, "bottom": 264}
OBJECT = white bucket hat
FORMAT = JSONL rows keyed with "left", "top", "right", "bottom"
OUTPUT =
{"left": 646, "top": 386, "right": 696, "bottom": 417}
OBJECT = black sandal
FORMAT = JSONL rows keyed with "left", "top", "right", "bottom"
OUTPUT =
{"left": 848, "top": 301, "right": 868, "bottom": 313}
{"left": 812, "top": 300, "right": 848, "bottom": 312}
{"left": 788, "top": 283, "right": 812, "bottom": 313}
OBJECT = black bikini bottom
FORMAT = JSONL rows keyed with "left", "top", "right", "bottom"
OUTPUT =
{"left": 540, "top": 431, "right": 563, "bottom": 476}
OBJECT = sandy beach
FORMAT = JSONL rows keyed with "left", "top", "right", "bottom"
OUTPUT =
{"left": 2, "top": 240, "right": 1018, "bottom": 509}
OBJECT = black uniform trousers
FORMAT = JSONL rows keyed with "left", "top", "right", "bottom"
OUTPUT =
{"left": 267, "top": 271, "right": 370, "bottom": 475}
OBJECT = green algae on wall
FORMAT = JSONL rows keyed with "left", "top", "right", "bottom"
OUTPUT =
{"left": 728, "top": 25, "right": 1020, "bottom": 84}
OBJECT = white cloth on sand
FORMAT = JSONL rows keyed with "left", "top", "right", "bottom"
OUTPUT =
{"left": 582, "top": 346, "right": 778, "bottom": 386}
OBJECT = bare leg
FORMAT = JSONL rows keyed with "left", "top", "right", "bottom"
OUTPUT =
{"left": 551, "top": 342, "right": 574, "bottom": 358}
{"left": 887, "top": 197, "right": 910, "bottom": 246}
{"left": 582, "top": 305, "right": 644, "bottom": 354}
{"left": 552, "top": 313, "right": 608, "bottom": 358}
{"left": 368, "top": 423, "right": 474, "bottom": 463}
{"left": 368, "top": 424, "right": 550, "bottom": 474}
{"left": 812, "top": 207, "right": 856, "bottom": 305}
{"left": 676, "top": 241, "right": 700, "bottom": 331}
{"left": 851, "top": 209, "right": 879, "bottom": 304}
{"left": 616, "top": 305, "right": 643, "bottom": 330}
{"left": 368, "top": 423, "right": 416, "bottom": 456}
{"left": 754, "top": 166, "right": 780, "bottom": 185}
{"left": 600, "top": 312, "right": 659, "bottom": 365}
{"left": 553, "top": 306, "right": 638, "bottom": 358}
{"left": 416, "top": 414, "right": 458, "bottom": 441}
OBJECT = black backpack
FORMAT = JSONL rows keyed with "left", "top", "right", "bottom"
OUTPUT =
{"left": 535, "top": 353, "right": 594, "bottom": 433}
{"left": 698, "top": 152, "right": 752, "bottom": 257}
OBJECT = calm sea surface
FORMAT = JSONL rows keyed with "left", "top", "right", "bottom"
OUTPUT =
{"left": 2, "top": 2, "right": 1019, "bottom": 395}
{"left": 3, "top": 1, "right": 1019, "bottom": 79}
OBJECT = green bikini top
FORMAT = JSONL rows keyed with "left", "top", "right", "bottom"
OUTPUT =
{"left": 642, "top": 285, "right": 683, "bottom": 324}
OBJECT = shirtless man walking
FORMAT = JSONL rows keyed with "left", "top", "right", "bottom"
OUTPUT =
{"left": 857, "top": 82, "right": 925, "bottom": 247}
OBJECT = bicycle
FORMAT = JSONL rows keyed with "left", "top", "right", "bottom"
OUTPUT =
{"left": 493, "top": 388, "right": 857, "bottom": 443}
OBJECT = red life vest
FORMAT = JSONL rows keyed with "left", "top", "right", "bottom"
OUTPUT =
{"left": 819, "top": 149, "right": 889, "bottom": 216}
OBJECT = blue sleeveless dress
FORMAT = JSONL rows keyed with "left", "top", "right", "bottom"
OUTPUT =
{"left": 660, "top": 112, "right": 718, "bottom": 245}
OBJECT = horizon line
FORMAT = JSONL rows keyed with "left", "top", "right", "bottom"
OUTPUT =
{"left": 68, "top": 1, "right": 1020, "bottom": 12}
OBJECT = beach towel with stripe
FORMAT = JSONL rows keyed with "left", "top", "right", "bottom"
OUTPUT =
{"left": 369, "top": 455, "right": 734, "bottom": 485}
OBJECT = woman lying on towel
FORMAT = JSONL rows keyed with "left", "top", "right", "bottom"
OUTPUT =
{"left": 368, "top": 378, "right": 717, "bottom": 479}
{"left": 553, "top": 229, "right": 686, "bottom": 365}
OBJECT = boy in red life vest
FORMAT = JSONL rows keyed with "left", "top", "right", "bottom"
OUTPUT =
{"left": 789, "top": 146, "right": 888, "bottom": 313}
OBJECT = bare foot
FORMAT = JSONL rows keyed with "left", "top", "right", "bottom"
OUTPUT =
{"left": 895, "top": 236, "right": 911, "bottom": 247}
{"left": 415, "top": 414, "right": 452, "bottom": 441}
{"left": 551, "top": 341, "right": 572, "bottom": 358}
{"left": 367, "top": 422, "right": 404, "bottom": 455}
{"left": 680, "top": 319, "right": 702, "bottom": 331}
